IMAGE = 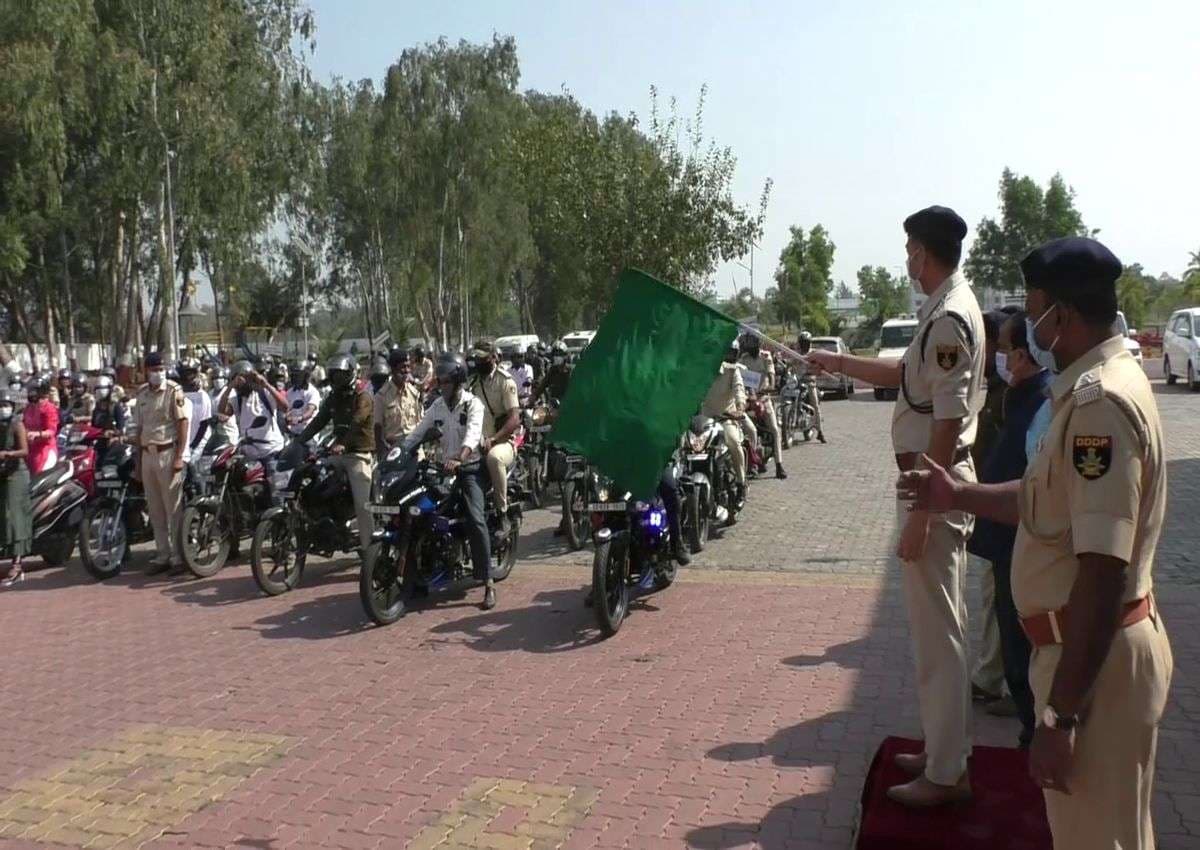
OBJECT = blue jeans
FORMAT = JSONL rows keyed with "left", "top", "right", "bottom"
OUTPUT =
{"left": 456, "top": 462, "right": 491, "bottom": 581}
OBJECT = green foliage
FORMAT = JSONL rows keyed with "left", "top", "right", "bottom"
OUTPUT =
{"left": 1115, "top": 264, "right": 1154, "bottom": 330}
{"left": 965, "top": 169, "right": 1090, "bottom": 294}
{"left": 855, "top": 265, "right": 909, "bottom": 332}
{"left": 771, "top": 224, "right": 835, "bottom": 333}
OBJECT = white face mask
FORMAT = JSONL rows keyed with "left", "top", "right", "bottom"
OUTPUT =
{"left": 906, "top": 246, "right": 925, "bottom": 291}
{"left": 97, "top": 388, "right": 111, "bottom": 400}
{"left": 995, "top": 352, "right": 1013, "bottom": 385}
{"left": 1026, "top": 305, "right": 1060, "bottom": 372}
{"left": 0, "top": 405, "right": 12, "bottom": 421}
{"left": 148, "top": 370, "right": 165, "bottom": 387}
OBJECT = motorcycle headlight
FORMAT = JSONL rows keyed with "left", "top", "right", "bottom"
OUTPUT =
{"left": 687, "top": 432, "right": 707, "bottom": 452}
{"left": 531, "top": 406, "right": 549, "bottom": 426}
{"left": 387, "top": 446, "right": 404, "bottom": 462}
{"left": 596, "top": 486, "right": 610, "bottom": 502}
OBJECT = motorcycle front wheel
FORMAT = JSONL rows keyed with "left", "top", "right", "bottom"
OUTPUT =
{"left": 491, "top": 512, "right": 520, "bottom": 582}
{"left": 592, "top": 535, "right": 629, "bottom": 637}
{"left": 250, "top": 512, "right": 304, "bottom": 596}
{"left": 526, "top": 453, "right": 545, "bottom": 509}
{"left": 686, "top": 487, "right": 708, "bottom": 553}
{"left": 562, "top": 479, "right": 590, "bottom": 552}
{"left": 360, "top": 539, "right": 405, "bottom": 625}
{"left": 179, "top": 504, "right": 231, "bottom": 578}
{"left": 79, "top": 501, "right": 126, "bottom": 580}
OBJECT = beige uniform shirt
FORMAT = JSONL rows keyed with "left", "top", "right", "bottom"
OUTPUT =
{"left": 468, "top": 367, "right": 520, "bottom": 441}
{"left": 133, "top": 380, "right": 187, "bottom": 446}
{"left": 373, "top": 378, "right": 424, "bottom": 443}
{"left": 891, "top": 272, "right": 986, "bottom": 454}
{"left": 738, "top": 353, "right": 776, "bottom": 394}
{"left": 701, "top": 362, "right": 746, "bottom": 418}
{"left": 1012, "top": 336, "right": 1163, "bottom": 617}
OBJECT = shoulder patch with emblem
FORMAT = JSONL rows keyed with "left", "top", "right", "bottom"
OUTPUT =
{"left": 935, "top": 345, "right": 959, "bottom": 370}
{"left": 1072, "top": 370, "right": 1104, "bottom": 406}
{"left": 1073, "top": 435, "right": 1112, "bottom": 479}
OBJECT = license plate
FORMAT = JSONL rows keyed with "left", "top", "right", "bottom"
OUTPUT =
{"left": 530, "top": 425, "right": 552, "bottom": 433}
{"left": 97, "top": 481, "right": 122, "bottom": 489}
{"left": 687, "top": 453, "right": 708, "bottom": 462}
{"left": 102, "top": 465, "right": 118, "bottom": 477}
{"left": 588, "top": 501, "right": 627, "bottom": 512}
{"left": 566, "top": 455, "right": 584, "bottom": 463}
{"left": 369, "top": 504, "right": 400, "bottom": 516}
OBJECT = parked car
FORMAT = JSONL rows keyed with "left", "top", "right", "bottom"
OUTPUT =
{"left": 493, "top": 334, "right": 541, "bottom": 355}
{"left": 809, "top": 336, "right": 854, "bottom": 398}
{"left": 560, "top": 331, "right": 596, "bottom": 354}
{"left": 1163, "top": 308, "right": 1200, "bottom": 390}
{"left": 873, "top": 317, "right": 918, "bottom": 401}
{"left": 1114, "top": 311, "right": 1143, "bottom": 365}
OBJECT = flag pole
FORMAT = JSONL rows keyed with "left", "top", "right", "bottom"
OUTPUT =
{"left": 736, "top": 324, "right": 811, "bottom": 367}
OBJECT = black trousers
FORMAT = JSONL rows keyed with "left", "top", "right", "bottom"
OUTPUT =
{"left": 456, "top": 462, "right": 492, "bottom": 581}
{"left": 658, "top": 466, "right": 683, "bottom": 550}
{"left": 993, "top": 556, "right": 1036, "bottom": 747}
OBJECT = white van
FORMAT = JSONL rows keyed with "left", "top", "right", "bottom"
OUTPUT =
{"left": 560, "top": 330, "right": 596, "bottom": 353}
{"left": 493, "top": 334, "right": 541, "bottom": 355}
{"left": 874, "top": 317, "right": 919, "bottom": 400}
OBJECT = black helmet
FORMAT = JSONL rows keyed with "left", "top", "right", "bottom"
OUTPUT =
{"left": 796, "top": 331, "right": 813, "bottom": 354}
{"left": 411, "top": 343, "right": 426, "bottom": 359}
{"left": 70, "top": 371, "right": 87, "bottom": 388}
{"left": 26, "top": 376, "right": 51, "bottom": 398}
{"left": 326, "top": 353, "right": 357, "bottom": 390}
{"left": 56, "top": 367, "right": 71, "bottom": 381}
{"left": 434, "top": 353, "right": 467, "bottom": 387}
{"left": 551, "top": 342, "right": 567, "bottom": 358}
{"left": 738, "top": 331, "right": 760, "bottom": 356}
{"left": 369, "top": 357, "right": 389, "bottom": 378}
{"left": 307, "top": 351, "right": 318, "bottom": 363}
{"left": 177, "top": 357, "right": 201, "bottom": 380}
{"left": 387, "top": 348, "right": 409, "bottom": 369}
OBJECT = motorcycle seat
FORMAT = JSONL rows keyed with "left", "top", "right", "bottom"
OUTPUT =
{"left": 31, "top": 461, "right": 73, "bottom": 497}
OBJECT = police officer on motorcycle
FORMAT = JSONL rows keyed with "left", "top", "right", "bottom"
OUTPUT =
{"left": 795, "top": 331, "right": 827, "bottom": 444}
{"left": 532, "top": 342, "right": 573, "bottom": 403}
{"left": 738, "top": 332, "right": 787, "bottom": 479}
{"left": 401, "top": 354, "right": 497, "bottom": 610}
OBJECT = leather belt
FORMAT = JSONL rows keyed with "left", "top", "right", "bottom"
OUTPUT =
{"left": 1021, "top": 596, "right": 1153, "bottom": 648}
{"left": 895, "top": 446, "right": 970, "bottom": 472}
{"left": 141, "top": 441, "right": 176, "bottom": 453}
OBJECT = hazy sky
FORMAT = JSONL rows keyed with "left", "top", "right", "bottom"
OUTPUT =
{"left": 306, "top": 0, "right": 1200, "bottom": 296}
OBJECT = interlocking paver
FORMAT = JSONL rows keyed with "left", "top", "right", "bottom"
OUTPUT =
{"left": 0, "top": 369, "right": 1197, "bottom": 849}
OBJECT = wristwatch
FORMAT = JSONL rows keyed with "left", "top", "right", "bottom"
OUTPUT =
{"left": 1042, "top": 704, "right": 1079, "bottom": 731}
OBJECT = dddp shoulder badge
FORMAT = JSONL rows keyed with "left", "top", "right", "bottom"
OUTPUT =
{"left": 935, "top": 345, "right": 958, "bottom": 370}
{"left": 1073, "top": 435, "right": 1111, "bottom": 480}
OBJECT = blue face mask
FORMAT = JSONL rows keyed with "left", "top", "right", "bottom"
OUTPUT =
{"left": 1026, "top": 305, "right": 1059, "bottom": 373}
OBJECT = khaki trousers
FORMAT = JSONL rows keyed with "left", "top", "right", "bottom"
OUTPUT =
{"left": 895, "top": 455, "right": 975, "bottom": 785}
{"left": 759, "top": 397, "right": 782, "bottom": 460}
{"left": 1029, "top": 614, "right": 1172, "bottom": 850}
{"left": 141, "top": 447, "right": 183, "bottom": 563}
{"left": 328, "top": 452, "right": 375, "bottom": 551}
{"left": 485, "top": 441, "right": 516, "bottom": 513}
{"left": 971, "top": 560, "right": 1007, "bottom": 695}
{"left": 720, "top": 421, "right": 746, "bottom": 485}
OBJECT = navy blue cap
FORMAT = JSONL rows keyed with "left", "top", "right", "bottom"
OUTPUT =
{"left": 1020, "top": 237, "right": 1122, "bottom": 295}
{"left": 903, "top": 205, "right": 968, "bottom": 245}
{"left": 144, "top": 352, "right": 164, "bottom": 368}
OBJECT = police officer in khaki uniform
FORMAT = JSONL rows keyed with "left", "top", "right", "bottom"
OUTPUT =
{"left": 808, "top": 205, "right": 984, "bottom": 806}
{"left": 900, "top": 237, "right": 1172, "bottom": 848}
{"left": 373, "top": 348, "right": 423, "bottom": 457}
{"left": 466, "top": 341, "right": 521, "bottom": 532}
{"left": 132, "top": 352, "right": 189, "bottom": 574}
{"left": 701, "top": 340, "right": 749, "bottom": 494}
{"left": 67, "top": 373, "right": 95, "bottom": 422}
{"left": 738, "top": 332, "right": 787, "bottom": 479}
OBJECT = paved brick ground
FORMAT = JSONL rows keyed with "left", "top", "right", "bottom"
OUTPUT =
{"left": 1, "top": 370, "right": 1197, "bottom": 849}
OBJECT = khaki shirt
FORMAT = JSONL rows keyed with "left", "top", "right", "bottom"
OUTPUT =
{"left": 373, "top": 378, "right": 424, "bottom": 443}
{"left": 1012, "top": 335, "right": 1163, "bottom": 617}
{"left": 891, "top": 272, "right": 986, "bottom": 454}
{"left": 738, "top": 353, "right": 776, "bottom": 394}
{"left": 468, "top": 367, "right": 520, "bottom": 441}
{"left": 133, "top": 380, "right": 187, "bottom": 445}
{"left": 68, "top": 393, "right": 95, "bottom": 420}
{"left": 701, "top": 362, "right": 746, "bottom": 418}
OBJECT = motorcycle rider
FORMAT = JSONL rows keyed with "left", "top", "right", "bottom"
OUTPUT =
{"left": 177, "top": 358, "right": 213, "bottom": 463}
{"left": 306, "top": 352, "right": 326, "bottom": 389}
{"left": 53, "top": 367, "right": 72, "bottom": 412}
{"left": 466, "top": 341, "right": 521, "bottom": 534}
{"left": 701, "top": 340, "right": 748, "bottom": 501}
{"left": 22, "top": 376, "right": 60, "bottom": 474}
{"left": 410, "top": 344, "right": 435, "bottom": 393}
{"left": 794, "top": 332, "right": 827, "bottom": 444}
{"left": 507, "top": 347, "right": 534, "bottom": 406}
{"left": 218, "top": 361, "right": 287, "bottom": 506}
{"left": 285, "top": 361, "right": 321, "bottom": 441}
{"left": 532, "top": 342, "right": 573, "bottom": 403}
{"left": 373, "top": 348, "right": 423, "bottom": 459}
{"left": 66, "top": 372, "right": 95, "bottom": 423}
{"left": 367, "top": 356, "right": 390, "bottom": 395}
{"left": 208, "top": 367, "right": 239, "bottom": 446}
{"left": 401, "top": 353, "right": 496, "bottom": 610}
{"left": 296, "top": 354, "right": 376, "bottom": 554}
{"left": 525, "top": 343, "right": 545, "bottom": 385}
{"left": 738, "top": 332, "right": 787, "bottom": 479}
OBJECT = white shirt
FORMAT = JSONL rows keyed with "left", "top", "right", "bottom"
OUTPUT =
{"left": 183, "top": 389, "right": 213, "bottom": 460}
{"left": 179, "top": 397, "right": 194, "bottom": 461}
{"left": 510, "top": 364, "right": 534, "bottom": 401}
{"left": 209, "top": 387, "right": 240, "bottom": 446}
{"left": 285, "top": 384, "right": 322, "bottom": 435}
{"left": 233, "top": 387, "right": 286, "bottom": 459}
{"left": 403, "top": 389, "right": 484, "bottom": 464}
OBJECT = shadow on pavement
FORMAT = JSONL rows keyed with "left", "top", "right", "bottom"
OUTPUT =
{"left": 427, "top": 586, "right": 607, "bottom": 653}
{"left": 782, "top": 636, "right": 872, "bottom": 670}
{"left": 236, "top": 590, "right": 369, "bottom": 641}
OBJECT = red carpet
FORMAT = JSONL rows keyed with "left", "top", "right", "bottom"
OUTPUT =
{"left": 855, "top": 737, "right": 1052, "bottom": 850}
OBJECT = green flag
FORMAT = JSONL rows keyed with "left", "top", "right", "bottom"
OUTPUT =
{"left": 550, "top": 268, "right": 739, "bottom": 500}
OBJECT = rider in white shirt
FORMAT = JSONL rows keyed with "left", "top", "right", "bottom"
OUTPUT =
{"left": 284, "top": 362, "right": 322, "bottom": 440}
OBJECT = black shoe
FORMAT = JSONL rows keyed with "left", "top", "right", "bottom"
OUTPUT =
{"left": 818, "top": 431, "right": 826, "bottom": 444}
{"left": 145, "top": 559, "right": 171, "bottom": 576}
{"left": 673, "top": 544, "right": 691, "bottom": 566}
{"left": 775, "top": 464, "right": 788, "bottom": 480}
{"left": 481, "top": 584, "right": 497, "bottom": 610}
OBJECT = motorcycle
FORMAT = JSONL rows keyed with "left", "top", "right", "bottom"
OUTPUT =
{"left": 518, "top": 404, "right": 554, "bottom": 508}
{"left": 682, "top": 414, "right": 744, "bottom": 536}
{"left": 177, "top": 423, "right": 276, "bottom": 578}
{"left": 78, "top": 441, "right": 153, "bottom": 579}
{"left": 783, "top": 374, "right": 821, "bottom": 443}
{"left": 745, "top": 392, "right": 782, "bottom": 470}
{"left": 249, "top": 437, "right": 358, "bottom": 596}
{"left": 559, "top": 453, "right": 599, "bottom": 551}
{"left": 359, "top": 438, "right": 522, "bottom": 626}
{"left": 587, "top": 483, "right": 678, "bottom": 637}
{"left": 61, "top": 422, "right": 103, "bottom": 499}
